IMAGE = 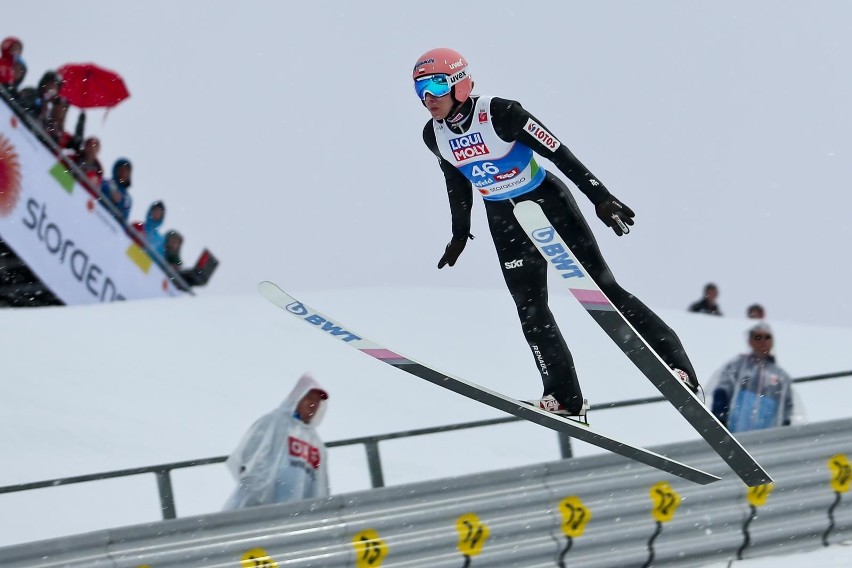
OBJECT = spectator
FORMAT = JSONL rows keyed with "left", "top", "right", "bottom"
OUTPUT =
{"left": 223, "top": 373, "right": 330, "bottom": 510}
{"left": 7, "top": 57, "right": 27, "bottom": 101}
{"left": 100, "top": 157, "right": 133, "bottom": 221}
{"left": 708, "top": 322, "right": 794, "bottom": 433}
{"left": 0, "top": 36, "right": 22, "bottom": 87}
{"left": 43, "top": 97, "right": 84, "bottom": 152}
{"left": 19, "top": 70, "right": 61, "bottom": 123}
{"left": 132, "top": 201, "right": 166, "bottom": 256}
{"left": 747, "top": 303, "right": 765, "bottom": 319}
{"left": 688, "top": 283, "right": 722, "bottom": 315}
{"left": 73, "top": 137, "right": 104, "bottom": 189}
{"left": 164, "top": 229, "right": 184, "bottom": 268}
{"left": 163, "top": 229, "right": 192, "bottom": 289}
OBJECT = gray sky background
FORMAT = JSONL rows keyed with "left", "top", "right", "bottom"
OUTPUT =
{"left": 6, "top": 1, "right": 852, "bottom": 325}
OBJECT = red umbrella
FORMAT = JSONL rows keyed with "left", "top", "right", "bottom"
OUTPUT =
{"left": 57, "top": 63, "right": 130, "bottom": 109}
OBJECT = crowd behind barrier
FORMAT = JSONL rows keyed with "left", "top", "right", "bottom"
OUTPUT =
{"left": 0, "top": 35, "right": 218, "bottom": 301}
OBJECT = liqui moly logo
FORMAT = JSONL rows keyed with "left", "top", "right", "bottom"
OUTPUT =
{"left": 449, "top": 132, "right": 489, "bottom": 161}
{"left": 531, "top": 226, "right": 584, "bottom": 279}
{"left": 286, "top": 301, "right": 362, "bottom": 342}
{"left": 289, "top": 436, "right": 321, "bottom": 469}
{"left": 524, "top": 118, "right": 561, "bottom": 152}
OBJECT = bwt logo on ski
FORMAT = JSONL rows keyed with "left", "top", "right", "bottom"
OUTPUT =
{"left": 285, "top": 301, "right": 362, "bottom": 342}
{"left": 524, "top": 118, "right": 561, "bottom": 152}
{"left": 449, "top": 132, "right": 489, "bottom": 161}
{"left": 531, "top": 226, "right": 585, "bottom": 279}
{"left": 494, "top": 167, "right": 520, "bottom": 181}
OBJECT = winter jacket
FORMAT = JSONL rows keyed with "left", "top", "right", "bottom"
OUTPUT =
{"left": 711, "top": 353, "right": 793, "bottom": 433}
{"left": 688, "top": 298, "right": 722, "bottom": 316}
{"left": 100, "top": 158, "right": 132, "bottom": 221}
{"left": 0, "top": 37, "right": 21, "bottom": 86}
{"left": 223, "top": 373, "right": 330, "bottom": 510}
{"left": 132, "top": 201, "right": 166, "bottom": 257}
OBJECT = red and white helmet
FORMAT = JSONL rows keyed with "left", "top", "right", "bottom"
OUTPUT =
{"left": 412, "top": 48, "right": 473, "bottom": 104}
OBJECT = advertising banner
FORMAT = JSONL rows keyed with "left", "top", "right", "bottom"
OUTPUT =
{"left": 0, "top": 101, "right": 187, "bottom": 303}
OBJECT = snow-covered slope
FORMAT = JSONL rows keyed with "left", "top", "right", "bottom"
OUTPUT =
{"left": 2, "top": 288, "right": 852, "bottom": 546}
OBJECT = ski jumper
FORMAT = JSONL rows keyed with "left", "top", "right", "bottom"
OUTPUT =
{"left": 423, "top": 96, "right": 697, "bottom": 413}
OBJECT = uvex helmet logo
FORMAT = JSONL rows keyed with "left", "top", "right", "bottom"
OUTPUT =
{"left": 0, "top": 134, "right": 22, "bottom": 217}
{"left": 287, "top": 301, "right": 308, "bottom": 316}
{"left": 448, "top": 69, "right": 467, "bottom": 85}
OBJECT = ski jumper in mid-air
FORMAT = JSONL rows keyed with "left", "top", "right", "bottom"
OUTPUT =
{"left": 414, "top": 47, "right": 699, "bottom": 418}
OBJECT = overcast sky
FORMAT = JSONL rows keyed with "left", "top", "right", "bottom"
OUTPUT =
{"left": 6, "top": 1, "right": 852, "bottom": 325}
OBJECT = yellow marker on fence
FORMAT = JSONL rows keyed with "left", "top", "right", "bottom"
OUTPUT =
{"left": 240, "top": 548, "right": 280, "bottom": 568}
{"left": 558, "top": 496, "right": 592, "bottom": 538}
{"left": 456, "top": 513, "right": 490, "bottom": 556}
{"left": 649, "top": 482, "right": 681, "bottom": 523}
{"left": 746, "top": 483, "right": 774, "bottom": 507}
{"left": 353, "top": 529, "right": 389, "bottom": 567}
{"left": 828, "top": 454, "right": 852, "bottom": 493}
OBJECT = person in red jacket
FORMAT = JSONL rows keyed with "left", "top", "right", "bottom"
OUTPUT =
{"left": 0, "top": 37, "right": 22, "bottom": 87}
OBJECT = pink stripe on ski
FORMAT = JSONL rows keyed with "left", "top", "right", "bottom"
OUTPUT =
{"left": 362, "top": 348, "right": 408, "bottom": 361}
{"left": 570, "top": 289, "right": 610, "bottom": 306}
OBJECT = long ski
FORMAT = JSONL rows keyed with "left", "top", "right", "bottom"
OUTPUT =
{"left": 512, "top": 200, "right": 771, "bottom": 486}
{"left": 258, "top": 281, "right": 719, "bottom": 485}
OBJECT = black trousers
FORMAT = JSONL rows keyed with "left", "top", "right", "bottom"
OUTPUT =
{"left": 483, "top": 171, "right": 696, "bottom": 413}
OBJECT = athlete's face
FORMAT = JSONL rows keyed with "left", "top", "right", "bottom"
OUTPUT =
{"left": 424, "top": 92, "right": 455, "bottom": 121}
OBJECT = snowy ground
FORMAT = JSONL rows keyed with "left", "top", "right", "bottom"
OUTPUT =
{"left": 2, "top": 287, "right": 852, "bottom": 562}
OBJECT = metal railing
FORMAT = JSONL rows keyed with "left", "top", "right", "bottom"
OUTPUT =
{"left": 0, "top": 369, "right": 848, "bottom": 520}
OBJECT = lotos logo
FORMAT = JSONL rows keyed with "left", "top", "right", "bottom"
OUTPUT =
{"left": 494, "top": 167, "right": 520, "bottom": 181}
{"left": 285, "top": 301, "right": 362, "bottom": 342}
{"left": 449, "top": 132, "right": 489, "bottom": 161}
{"left": 478, "top": 110, "right": 488, "bottom": 123}
{"left": 531, "top": 226, "right": 584, "bottom": 279}
{"left": 523, "top": 118, "right": 561, "bottom": 152}
{"left": 0, "top": 134, "right": 22, "bottom": 217}
{"left": 289, "top": 436, "right": 321, "bottom": 469}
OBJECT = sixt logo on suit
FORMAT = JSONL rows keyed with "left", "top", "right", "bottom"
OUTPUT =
{"left": 530, "top": 227, "right": 585, "bottom": 279}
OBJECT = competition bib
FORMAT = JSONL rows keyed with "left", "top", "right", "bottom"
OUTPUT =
{"left": 434, "top": 96, "right": 544, "bottom": 200}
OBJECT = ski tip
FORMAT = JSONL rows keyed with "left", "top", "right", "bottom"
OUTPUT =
{"left": 257, "top": 281, "right": 276, "bottom": 293}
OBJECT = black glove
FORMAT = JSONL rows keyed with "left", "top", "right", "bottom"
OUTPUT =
{"left": 437, "top": 235, "right": 472, "bottom": 269}
{"left": 595, "top": 195, "right": 635, "bottom": 236}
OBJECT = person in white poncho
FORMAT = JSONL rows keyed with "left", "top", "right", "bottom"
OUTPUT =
{"left": 223, "top": 373, "right": 330, "bottom": 509}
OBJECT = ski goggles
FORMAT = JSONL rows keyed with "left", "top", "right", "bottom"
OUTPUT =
{"left": 414, "top": 74, "right": 452, "bottom": 100}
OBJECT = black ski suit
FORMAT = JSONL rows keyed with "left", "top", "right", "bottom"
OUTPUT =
{"left": 423, "top": 96, "right": 697, "bottom": 413}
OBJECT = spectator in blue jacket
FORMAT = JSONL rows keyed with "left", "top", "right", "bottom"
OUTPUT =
{"left": 101, "top": 158, "right": 133, "bottom": 221}
{"left": 709, "top": 322, "right": 794, "bottom": 433}
{"left": 132, "top": 201, "right": 166, "bottom": 256}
